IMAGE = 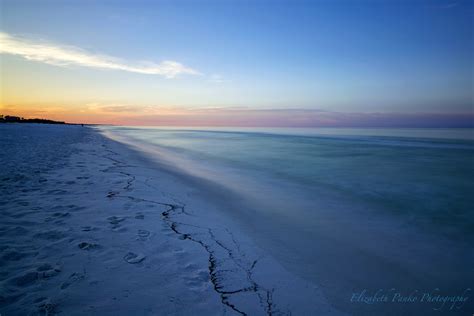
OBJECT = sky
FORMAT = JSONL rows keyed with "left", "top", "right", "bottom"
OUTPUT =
{"left": 0, "top": 0, "right": 472, "bottom": 126}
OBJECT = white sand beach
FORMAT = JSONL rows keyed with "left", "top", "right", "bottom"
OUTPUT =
{"left": 2, "top": 1, "right": 472, "bottom": 314}
{"left": 0, "top": 124, "right": 343, "bottom": 315}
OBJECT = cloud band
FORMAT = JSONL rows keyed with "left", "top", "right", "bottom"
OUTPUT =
{"left": 0, "top": 32, "right": 199, "bottom": 78}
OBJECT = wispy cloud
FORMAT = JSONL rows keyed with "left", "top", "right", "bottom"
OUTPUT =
{"left": 0, "top": 32, "right": 200, "bottom": 78}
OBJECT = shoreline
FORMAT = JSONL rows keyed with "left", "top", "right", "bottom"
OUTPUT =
{"left": 0, "top": 124, "right": 340, "bottom": 315}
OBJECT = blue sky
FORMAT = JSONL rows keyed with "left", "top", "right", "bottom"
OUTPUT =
{"left": 0, "top": 0, "right": 472, "bottom": 125}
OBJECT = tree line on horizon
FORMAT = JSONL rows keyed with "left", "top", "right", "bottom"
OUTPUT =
{"left": 0, "top": 115, "right": 66, "bottom": 124}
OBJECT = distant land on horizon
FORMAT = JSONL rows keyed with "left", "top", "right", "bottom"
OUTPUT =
{"left": 0, "top": 114, "right": 66, "bottom": 125}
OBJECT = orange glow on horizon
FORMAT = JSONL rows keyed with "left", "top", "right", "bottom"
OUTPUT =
{"left": 0, "top": 103, "right": 208, "bottom": 125}
{"left": 1, "top": 103, "right": 473, "bottom": 128}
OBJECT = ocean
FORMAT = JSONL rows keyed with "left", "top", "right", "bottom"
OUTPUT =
{"left": 100, "top": 126, "right": 474, "bottom": 314}
{"left": 100, "top": 126, "right": 474, "bottom": 234}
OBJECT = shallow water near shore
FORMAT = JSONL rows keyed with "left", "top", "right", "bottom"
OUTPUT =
{"left": 101, "top": 126, "right": 474, "bottom": 237}
{"left": 100, "top": 126, "right": 474, "bottom": 315}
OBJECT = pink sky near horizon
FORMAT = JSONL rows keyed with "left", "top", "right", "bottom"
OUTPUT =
{"left": 2, "top": 104, "right": 473, "bottom": 128}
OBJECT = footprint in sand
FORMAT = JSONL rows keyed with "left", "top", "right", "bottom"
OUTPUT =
{"left": 69, "top": 205, "right": 86, "bottom": 211}
{"left": 123, "top": 252, "right": 146, "bottom": 264}
{"left": 37, "top": 263, "right": 62, "bottom": 278}
{"left": 106, "top": 191, "right": 119, "bottom": 198}
{"left": 60, "top": 272, "right": 85, "bottom": 290}
{"left": 137, "top": 229, "right": 150, "bottom": 241}
{"left": 78, "top": 242, "right": 100, "bottom": 250}
{"left": 184, "top": 269, "right": 210, "bottom": 290}
{"left": 107, "top": 216, "right": 126, "bottom": 229}
{"left": 8, "top": 263, "right": 60, "bottom": 287}
{"left": 37, "top": 298, "right": 57, "bottom": 315}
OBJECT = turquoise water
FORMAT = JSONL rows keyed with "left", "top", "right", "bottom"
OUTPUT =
{"left": 102, "top": 126, "right": 474, "bottom": 238}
